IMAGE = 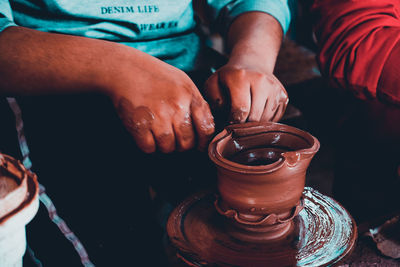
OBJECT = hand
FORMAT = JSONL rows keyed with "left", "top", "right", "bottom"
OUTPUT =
{"left": 109, "top": 51, "right": 215, "bottom": 153}
{"left": 204, "top": 64, "right": 288, "bottom": 123}
{"left": 0, "top": 26, "right": 215, "bottom": 154}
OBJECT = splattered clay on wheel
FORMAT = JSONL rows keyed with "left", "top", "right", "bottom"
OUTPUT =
{"left": 167, "top": 187, "right": 357, "bottom": 267}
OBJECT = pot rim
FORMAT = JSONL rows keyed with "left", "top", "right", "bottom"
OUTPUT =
{"left": 208, "top": 122, "right": 320, "bottom": 174}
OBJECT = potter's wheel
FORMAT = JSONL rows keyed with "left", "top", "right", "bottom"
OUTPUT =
{"left": 167, "top": 187, "right": 357, "bottom": 267}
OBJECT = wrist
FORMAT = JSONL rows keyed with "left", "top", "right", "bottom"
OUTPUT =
{"left": 96, "top": 44, "right": 138, "bottom": 99}
{"left": 227, "top": 52, "right": 275, "bottom": 74}
{"left": 226, "top": 12, "right": 283, "bottom": 75}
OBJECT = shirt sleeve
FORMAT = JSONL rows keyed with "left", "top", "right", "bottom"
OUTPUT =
{"left": 0, "top": 1, "right": 17, "bottom": 33}
{"left": 312, "top": 0, "right": 400, "bottom": 103}
{"left": 206, "top": 0, "right": 293, "bottom": 35}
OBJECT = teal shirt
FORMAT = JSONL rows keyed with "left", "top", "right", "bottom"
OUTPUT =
{"left": 0, "top": 0, "right": 292, "bottom": 71}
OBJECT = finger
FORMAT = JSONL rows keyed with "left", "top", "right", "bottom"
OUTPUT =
{"left": 272, "top": 94, "right": 289, "bottom": 122}
{"left": 204, "top": 74, "right": 226, "bottom": 109}
{"left": 221, "top": 71, "right": 251, "bottom": 123}
{"left": 132, "top": 130, "right": 156, "bottom": 153}
{"left": 280, "top": 87, "right": 289, "bottom": 109}
{"left": 271, "top": 103, "right": 285, "bottom": 122}
{"left": 260, "top": 97, "right": 279, "bottom": 122}
{"left": 271, "top": 88, "right": 289, "bottom": 122}
{"left": 117, "top": 99, "right": 157, "bottom": 153}
{"left": 190, "top": 98, "right": 215, "bottom": 151}
{"left": 151, "top": 117, "right": 176, "bottom": 153}
{"left": 248, "top": 80, "right": 269, "bottom": 122}
{"left": 260, "top": 77, "right": 288, "bottom": 122}
{"left": 173, "top": 112, "right": 196, "bottom": 152}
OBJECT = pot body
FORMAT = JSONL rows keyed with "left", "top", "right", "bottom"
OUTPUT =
{"left": 0, "top": 154, "right": 39, "bottom": 267}
{"left": 209, "top": 122, "right": 319, "bottom": 240}
{"left": 216, "top": 158, "right": 311, "bottom": 216}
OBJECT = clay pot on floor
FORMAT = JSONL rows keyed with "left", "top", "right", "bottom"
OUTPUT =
{"left": 208, "top": 122, "right": 320, "bottom": 241}
{"left": 0, "top": 154, "right": 39, "bottom": 267}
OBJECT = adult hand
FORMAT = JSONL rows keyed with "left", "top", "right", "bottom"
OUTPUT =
{"left": 0, "top": 27, "right": 214, "bottom": 154}
{"left": 109, "top": 51, "right": 215, "bottom": 153}
{"left": 204, "top": 64, "right": 288, "bottom": 124}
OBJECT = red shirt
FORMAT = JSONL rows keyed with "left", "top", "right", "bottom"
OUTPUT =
{"left": 312, "top": 0, "right": 400, "bottom": 105}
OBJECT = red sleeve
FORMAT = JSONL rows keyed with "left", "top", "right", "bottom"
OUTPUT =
{"left": 312, "top": 0, "right": 400, "bottom": 103}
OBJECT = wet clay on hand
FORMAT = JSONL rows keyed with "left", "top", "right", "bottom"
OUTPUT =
{"left": 116, "top": 97, "right": 215, "bottom": 153}
{"left": 203, "top": 12, "right": 288, "bottom": 125}
{"left": 204, "top": 66, "right": 288, "bottom": 124}
{"left": 117, "top": 99, "right": 156, "bottom": 152}
{"left": 102, "top": 46, "right": 215, "bottom": 154}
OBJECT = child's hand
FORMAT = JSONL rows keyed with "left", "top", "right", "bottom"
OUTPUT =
{"left": 204, "top": 64, "right": 288, "bottom": 123}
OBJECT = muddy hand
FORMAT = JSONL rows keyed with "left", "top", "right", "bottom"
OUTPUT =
{"left": 110, "top": 52, "right": 215, "bottom": 153}
{"left": 204, "top": 65, "right": 288, "bottom": 123}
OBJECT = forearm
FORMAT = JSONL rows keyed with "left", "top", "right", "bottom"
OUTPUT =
{"left": 0, "top": 27, "right": 215, "bottom": 154}
{"left": 226, "top": 11, "right": 283, "bottom": 74}
{"left": 204, "top": 11, "right": 287, "bottom": 123}
{"left": 0, "top": 26, "right": 134, "bottom": 96}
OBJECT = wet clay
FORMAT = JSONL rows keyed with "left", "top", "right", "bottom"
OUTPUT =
{"left": 117, "top": 98, "right": 154, "bottom": 137}
{"left": 0, "top": 154, "right": 36, "bottom": 221}
{"left": 178, "top": 114, "right": 194, "bottom": 142}
{"left": 166, "top": 122, "right": 357, "bottom": 266}
{"left": 117, "top": 97, "right": 157, "bottom": 152}
{"left": 167, "top": 188, "right": 357, "bottom": 267}
{"left": 177, "top": 116, "right": 195, "bottom": 151}
{"left": 0, "top": 176, "right": 18, "bottom": 198}
{"left": 0, "top": 154, "right": 39, "bottom": 267}
{"left": 230, "top": 107, "right": 248, "bottom": 123}
{"left": 228, "top": 147, "right": 291, "bottom": 166}
{"left": 208, "top": 122, "right": 320, "bottom": 241}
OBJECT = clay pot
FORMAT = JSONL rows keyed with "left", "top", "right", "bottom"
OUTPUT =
{"left": 208, "top": 122, "right": 319, "bottom": 241}
{"left": 0, "top": 154, "right": 39, "bottom": 267}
